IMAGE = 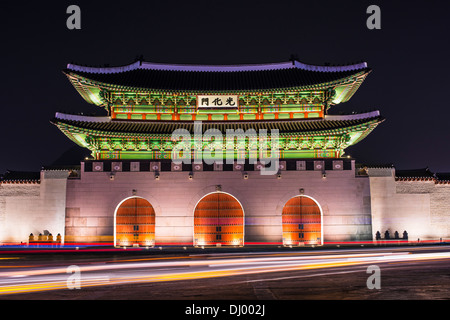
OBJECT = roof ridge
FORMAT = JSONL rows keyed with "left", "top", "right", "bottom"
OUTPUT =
{"left": 325, "top": 111, "right": 380, "bottom": 121}
{"left": 66, "top": 60, "right": 368, "bottom": 74}
{"left": 54, "top": 112, "right": 111, "bottom": 123}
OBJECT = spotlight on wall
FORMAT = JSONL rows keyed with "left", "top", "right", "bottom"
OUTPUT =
{"left": 277, "top": 170, "right": 282, "bottom": 179}
{"left": 154, "top": 172, "right": 160, "bottom": 180}
{"left": 215, "top": 185, "right": 222, "bottom": 191}
{"left": 188, "top": 172, "right": 193, "bottom": 180}
{"left": 109, "top": 173, "right": 115, "bottom": 181}
{"left": 299, "top": 188, "right": 304, "bottom": 195}
{"left": 132, "top": 189, "right": 137, "bottom": 195}
{"left": 243, "top": 172, "right": 249, "bottom": 179}
{"left": 322, "top": 172, "right": 327, "bottom": 179}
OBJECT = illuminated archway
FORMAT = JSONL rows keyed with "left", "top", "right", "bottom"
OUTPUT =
{"left": 114, "top": 197, "right": 155, "bottom": 247}
{"left": 282, "top": 195, "right": 323, "bottom": 246}
{"left": 193, "top": 192, "right": 244, "bottom": 247}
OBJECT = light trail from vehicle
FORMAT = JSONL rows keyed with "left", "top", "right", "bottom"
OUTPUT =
{"left": 0, "top": 247, "right": 449, "bottom": 296}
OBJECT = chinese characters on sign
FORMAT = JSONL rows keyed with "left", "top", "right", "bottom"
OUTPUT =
{"left": 197, "top": 95, "right": 238, "bottom": 109}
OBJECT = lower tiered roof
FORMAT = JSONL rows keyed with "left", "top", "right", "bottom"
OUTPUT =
{"left": 52, "top": 111, "right": 383, "bottom": 160}
{"left": 53, "top": 111, "right": 382, "bottom": 135}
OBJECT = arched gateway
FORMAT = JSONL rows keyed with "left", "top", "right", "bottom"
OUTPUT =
{"left": 115, "top": 197, "right": 155, "bottom": 247}
{"left": 193, "top": 192, "right": 244, "bottom": 247}
{"left": 282, "top": 195, "right": 323, "bottom": 246}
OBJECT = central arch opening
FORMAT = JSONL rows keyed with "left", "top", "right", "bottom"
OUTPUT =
{"left": 282, "top": 195, "right": 322, "bottom": 246}
{"left": 115, "top": 197, "right": 155, "bottom": 247}
{"left": 193, "top": 192, "right": 244, "bottom": 247}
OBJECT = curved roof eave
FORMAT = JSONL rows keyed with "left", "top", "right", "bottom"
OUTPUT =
{"left": 66, "top": 60, "right": 368, "bottom": 74}
{"left": 64, "top": 69, "right": 370, "bottom": 104}
{"left": 52, "top": 111, "right": 383, "bottom": 138}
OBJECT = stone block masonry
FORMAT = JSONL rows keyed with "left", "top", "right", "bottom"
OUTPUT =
{"left": 0, "top": 171, "right": 67, "bottom": 243}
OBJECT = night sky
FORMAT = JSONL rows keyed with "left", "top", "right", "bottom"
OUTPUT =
{"left": 1, "top": 1, "right": 449, "bottom": 174}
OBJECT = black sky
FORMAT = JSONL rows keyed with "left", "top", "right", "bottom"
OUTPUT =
{"left": 1, "top": 0, "right": 449, "bottom": 173}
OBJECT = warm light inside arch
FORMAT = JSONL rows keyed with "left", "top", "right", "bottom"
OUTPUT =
{"left": 282, "top": 195, "right": 323, "bottom": 246}
{"left": 114, "top": 196, "right": 155, "bottom": 247}
{"left": 193, "top": 192, "right": 244, "bottom": 247}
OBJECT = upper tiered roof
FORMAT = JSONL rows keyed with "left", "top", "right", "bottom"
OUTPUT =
{"left": 64, "top": 59, "right": 371, "bottom": 106}
{"left": 65, "top": 60, "right": 369, "bottom": 91}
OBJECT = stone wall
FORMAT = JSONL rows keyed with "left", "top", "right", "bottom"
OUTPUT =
{"left": 65, "top": 160, "right": 372, "bottom": 245}
{"left": 2, "top": 163, "right": 448, "bottom": 246}
{"left": 429, "top": 184, "right": 450, "bottom": 237}
{"left": 369, "top": 168, "right": 450, "bottom": 240}
{"left": 0, "top": 171, "right": 68, "bottom": 244}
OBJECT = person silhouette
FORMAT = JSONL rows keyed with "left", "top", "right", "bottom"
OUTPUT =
{"left": 375, "top": 231, "right": 381, "bottom": 240}
{"left": 402, "top": 230, "right": 408, "bottom": 240}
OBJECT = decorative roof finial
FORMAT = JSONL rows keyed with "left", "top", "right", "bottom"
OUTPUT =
{"left": 289, "top": 53, "right": 299, "bottom": 64}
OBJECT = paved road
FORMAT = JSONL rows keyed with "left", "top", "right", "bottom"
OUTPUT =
{"left": 0, "top": 245, "right": 449, "bottom": 300}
